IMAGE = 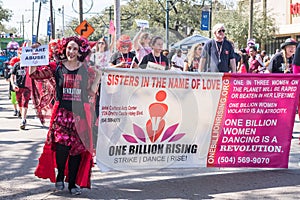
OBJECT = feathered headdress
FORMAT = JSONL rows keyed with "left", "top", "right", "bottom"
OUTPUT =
{"left": 54, "top": 36, "right": 91, "bottom": 62}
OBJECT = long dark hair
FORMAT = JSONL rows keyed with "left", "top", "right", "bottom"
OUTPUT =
{"left": 54, "top": 36, "right": 91, "bottom": 62}
{"left": 241, "top": 53, "right": 249, "bottom": 72}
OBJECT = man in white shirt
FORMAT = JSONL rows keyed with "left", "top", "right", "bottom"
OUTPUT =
{"left": 171, "top": 49, "right": 185, "bottom": 71}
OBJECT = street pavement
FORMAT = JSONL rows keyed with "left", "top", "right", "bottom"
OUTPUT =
{"left": 1, "top": 76, "right": 300, "bottom": 200}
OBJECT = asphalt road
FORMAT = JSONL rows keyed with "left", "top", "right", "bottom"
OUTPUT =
{"left": 1, "top": 77, "right": 300, "bottom": 200}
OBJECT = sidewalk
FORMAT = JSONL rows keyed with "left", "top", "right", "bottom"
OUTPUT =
{"left": 1, "top": 77, "right": 300, "bottom": 200}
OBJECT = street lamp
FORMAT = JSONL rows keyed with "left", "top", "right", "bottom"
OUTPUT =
{"left": 165, "top": 0, "right": 179, "bottom": 49}
{"left": 209, "top": 0, "right": 213, "bottom": 38}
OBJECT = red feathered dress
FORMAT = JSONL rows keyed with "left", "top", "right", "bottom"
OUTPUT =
{"left": 30, "top": 62, "right": 94, "bottom": 188}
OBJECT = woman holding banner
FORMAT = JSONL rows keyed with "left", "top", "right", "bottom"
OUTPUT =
{"left": 90, "top": 34, "right": 115, "bottom": 150}
{"left": 29, "top": 36, "right": 101, "bottom": 195}
{"left": 139, "top": 36, "right": 169, "bottom": 70}
{"left": 110, "top": 35, "right": 139, "bottom": 68}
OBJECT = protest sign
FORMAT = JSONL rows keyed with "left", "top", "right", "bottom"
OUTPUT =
{"left": 135, "top": 19, "right": 149, "bottom": 28}
{"left": 21, "top": 45, "right": 49, "bottom": 67}
{"left": 146, "top": 62, "right": 166, "bottom": 70}
{"left": 96, "top": 69, "right": 300, "bottom": 171}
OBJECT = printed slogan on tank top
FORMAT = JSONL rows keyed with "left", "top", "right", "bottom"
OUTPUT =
{"left": 62, "top": 74, "right": 82, "bottom": 101}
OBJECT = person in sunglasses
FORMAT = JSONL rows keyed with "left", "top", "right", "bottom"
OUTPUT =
{"left": 199, "top": 23, "right": 236, "bottom": 73}
{"left": 91, "top": 34, "right": 115, "bottom": 69}
{"left": 89, "top": 34, "right": 115, "bottom": 151}
{"left": 110, "top": 35, "right": 139, "bottom": 68}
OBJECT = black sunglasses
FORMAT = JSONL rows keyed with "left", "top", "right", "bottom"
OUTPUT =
{"left": 218, "top": 29, "right": 225, "bottom": 33}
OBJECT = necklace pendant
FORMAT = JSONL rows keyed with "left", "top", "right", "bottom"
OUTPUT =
{"left": 219, "top": 58, "right": 221, "bottom": 63}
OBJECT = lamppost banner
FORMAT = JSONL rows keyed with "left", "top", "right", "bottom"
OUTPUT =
{"left": 201, "top": 10, "right": 210, "bottom": 31}
{"left": 96, "top": 68, "right": 300, "bottom": 172}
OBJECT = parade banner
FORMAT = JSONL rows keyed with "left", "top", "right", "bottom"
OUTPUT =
{"left": 21, "top": 45, "right": 49, "bottom": 67}
{"left": 96, "top": 68, "right": 300, "bottom": 171}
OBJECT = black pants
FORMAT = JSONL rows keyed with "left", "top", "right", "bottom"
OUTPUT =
{"left": 55, "top": 143, "right": 81, "bottom": 189}
{"left": 93, "top": 87, "right": 101, "bottom": 149}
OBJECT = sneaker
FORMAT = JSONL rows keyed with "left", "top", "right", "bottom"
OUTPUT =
{"left": 55, "top": 181, "right": 65, "bottom": 191}
{"left": 20, "top": 119, "right": 26, "bottom": 130}
{"left": 69, "top": 187, "right": 81, "bottom": 195}
{"left": 13, "top": 110, "right": 18, "bottom": 116}
{"left": 18, "top": 111, "right": 21, "bottom": 118}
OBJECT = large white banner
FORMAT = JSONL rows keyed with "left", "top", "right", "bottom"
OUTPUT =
{"left": 96, "top": 68, "right": 300, "bottom": 171}
{"left": 97, "top": 68, "right": 225, "bottom": 171}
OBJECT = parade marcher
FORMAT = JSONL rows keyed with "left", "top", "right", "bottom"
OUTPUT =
{"left": 30, "top": 36, "right": 101, "bottom": 195}
{"left": 248, "top": 45, "right": 265, "bottom": 73}
{"left": 171, "top": 49, "right": 185, "bottom": 71}
{"left": 110, "top": 35, "right": 139, "bottom": 68}
{"left": 183, "top": 43, "right": 202, "bottom": 72}
{"left": 90, "top": 35, "right": 115, "bottom": 150}
{"left": 199, "top": 23, "right": 236, "bottom": 72}
{"left": 139, "top": 36, "right": 169, "bottom": 70}
{"left": 292, "top": 42, "right": 300, "bottom": 121}
{"left": 10, "top": 49, "right": 31, "bottom": 130}
{"left": 90, "top": 34, "right": 115, "bottom": 68}
{"left": 230, "top": 41, "right": 241, "bottom": 69}
{"left": 237, "top": 49, "right": 249, "bottom": 73}
{"left": 6, "top": 57, "right": 20, "bottom": 117}
{"left": 260, "top": 50, "right": 271, "bottom": 68}
{"left": 268, "top": 38, "right": 297, "bottom": 73}
{"left": 31, "top": 40, "right": 57, "bottom": 126}
{"left": 132, "top": 27, "right": 152, "bottom": 62}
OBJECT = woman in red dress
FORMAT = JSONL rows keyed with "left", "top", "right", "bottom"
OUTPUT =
{"left": 29, "top": 36, "right": 100, "bottom": 195}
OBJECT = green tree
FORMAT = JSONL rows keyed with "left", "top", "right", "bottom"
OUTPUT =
{"left": 63, "top": 0, "right": 277, "bottom": 49}
{"left": 213, "top": 0, "right": 277, "bottom": 49}
{"left": 0, "top": 1, "right": 13, "bottom": 32}
{"left": 63, "top": 18, "right": 81, "bottom": 38}
{"left": 120, "top": 0, "right": 210, "bottom": 44}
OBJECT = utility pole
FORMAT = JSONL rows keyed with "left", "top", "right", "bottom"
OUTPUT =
{"left": 109, "top": 6, "right": 113, "bottom": 42}
{"left": 58, "top": 6, "right": 64, "bottom": 37}
{"left": 22, "top": 15, "right": 25, "bottom": 40}
{"left": 209, "top": 0, "right": 213, "bottom": 38}
{"left": 165, "top": 0, "right": 179, "bottom": 49}
{"left": 50, "top": 0, "right": 55, "bottom": 39}
{"left": 36, "top": 1, "right": 42, "bottom": 41}
{"left": 32, "top": 2, "right": 34, "bottom": 42}
{"left": 166, "top": 0, "right": 170, "bottom": 49}
{"left": 79, "top": 0, "right": 83, "bottom": 23}
{"left": 248, "top": 0, "right": 253, "bottom": 40}
{"left": 62, "top": 5, "right": 64, "bottom": 37}
{"left": 114, "top": 0, "right": 121, "bottom": 40}
{"left": 262, "top": 0, "right": 267, "bottom": 50}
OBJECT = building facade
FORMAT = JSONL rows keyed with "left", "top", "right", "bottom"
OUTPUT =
{"left": 256, "top": 0, "right": 300, "bottom": 54}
